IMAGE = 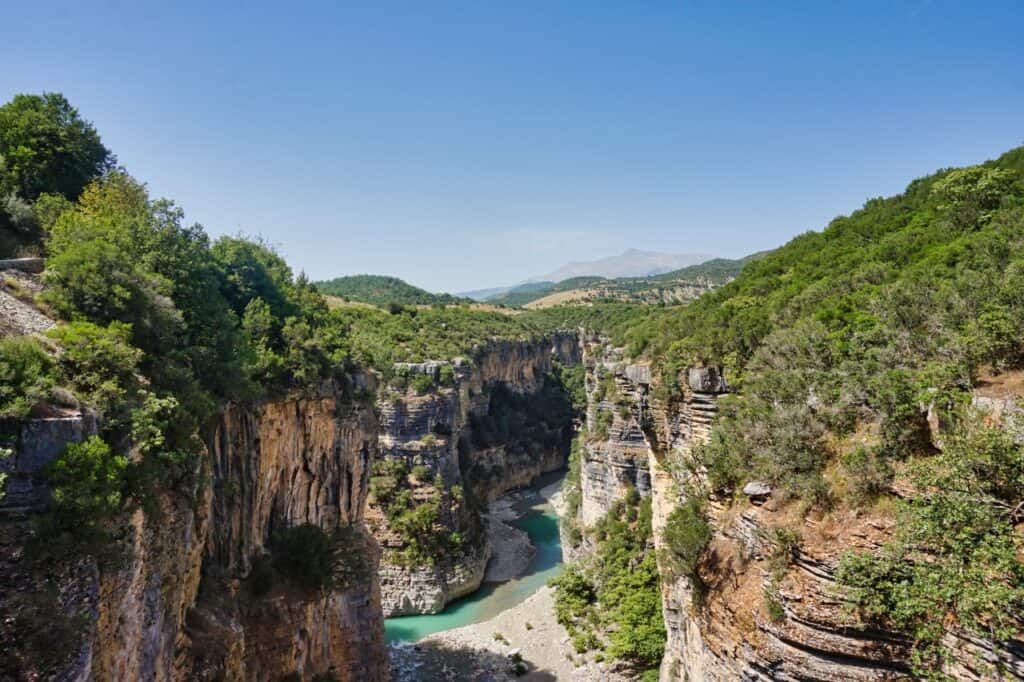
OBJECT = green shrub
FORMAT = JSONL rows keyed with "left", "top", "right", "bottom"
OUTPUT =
{"left": 840, "top": 446, "right": 893, "bottom": 506}
{"left": 410, "top": 372, "right": 434, "bottom": 394}
{"left": 271, "top": 523, "right": 368, "bottom": 593}
{"left": 47, "top": 321, "right": 142, "bottom": 424}
{"left": 764, "top": 587, "right": 786, "bottom": 622}
{"left": 592, "top": 410, "right": 613, "bottom": 440}
{"left": 43, "top": 436, "right": 127, "bottom": 550}
{"left": 660, "top": 497, "right": 712, "bottom": 583}
{"left": 0, "top": 336, "right": 53, "bottom": 418}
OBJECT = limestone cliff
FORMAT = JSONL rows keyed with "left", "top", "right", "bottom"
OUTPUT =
{"left": 185, "top": 381, "right": 389, "bottom": 681}
{"left": 370, "top": 334, "right": 580, "bottom": 616}
{"left": 1, "top": 410, "right": 211, "bottom": 681}
{"left": 1, "top": 379, "right": 390, "bottom": 682}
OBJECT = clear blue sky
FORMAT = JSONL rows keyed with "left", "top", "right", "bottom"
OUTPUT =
{"left": 2, "top": 1, "right": 1022, "bottom": 292}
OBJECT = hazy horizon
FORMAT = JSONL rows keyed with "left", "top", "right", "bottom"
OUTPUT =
{"left": 2, "top": 2, "right": 1022, "bottom": 292}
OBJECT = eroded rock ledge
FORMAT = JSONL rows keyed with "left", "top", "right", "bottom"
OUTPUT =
{"left": 572, "top": 340, "right": 1024, "bottom": 681}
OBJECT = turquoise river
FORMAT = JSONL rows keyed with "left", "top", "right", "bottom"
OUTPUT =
{"left": 383, "top": 473, "right": 565, "bottom": 643}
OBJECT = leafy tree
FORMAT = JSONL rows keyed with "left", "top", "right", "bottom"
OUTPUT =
{"left": 0, "top": 93, "right": 114, "bottom": 200}
{"left": 933, "top": 165, "right": 1017, "bottom": 230}
{"left": 660, "top": 497, "right": 712, "bottom": 583}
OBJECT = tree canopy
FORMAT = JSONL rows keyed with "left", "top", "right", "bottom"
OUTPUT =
{"left": 0, "top": 93, "right": 114, "bottom": 201}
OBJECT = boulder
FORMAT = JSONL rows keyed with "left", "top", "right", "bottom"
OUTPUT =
{"left": 742, "top": 480, "right": 772, "bottom": 503}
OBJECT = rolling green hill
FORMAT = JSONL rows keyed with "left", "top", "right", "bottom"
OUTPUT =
{"left": 314, "top": 274, "right": 466, "bottom": 307}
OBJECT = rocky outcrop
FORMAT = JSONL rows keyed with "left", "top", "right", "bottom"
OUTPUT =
{"left": 571, "top": 350, "right": 1024, "bottom": 681}
{"left": 370, "top": 334, "right": 580, "bottom": 616}
{"left": 577, "top": 342, "right": 652, "bottom": 526}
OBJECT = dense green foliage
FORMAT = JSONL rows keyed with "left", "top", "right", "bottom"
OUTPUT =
{"left": 0, "top": 93, "right": 113, "bottom": 201}
{"left": 836, "top": 420, "right": 1024, "bottom": 674}
{"left": 330, "top": 304, "right": 555, "bottom": 369}
{"left": 36, "top": 436, "right": 130, "bottom": 562}
{"left": 0, "top": 93, "right": 114, "bottom": 255}
{"left": 315, "top": 274, "right": 466, "bottom": 307}
{"left": 550, "top": 491, "right": 664, "bottom": 674}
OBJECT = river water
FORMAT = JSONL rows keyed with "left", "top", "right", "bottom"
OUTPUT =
{"left": 383, "top": 472, "right": 565, "bottom": 643}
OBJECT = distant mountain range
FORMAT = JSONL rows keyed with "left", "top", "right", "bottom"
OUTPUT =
{"left": 316, "top": 250, "right": 764, "bottom": 310}
{"left": 532, "top": 249, "right": 714, "bottom": 283}
{"left": 459, "top": 249, "right": 716, "bottom": 300}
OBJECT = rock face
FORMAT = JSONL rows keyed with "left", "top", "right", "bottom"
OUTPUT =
{"left": 578, "top": 343, "right": 651, "bottom": 526}
{"left": 185, "top": 383, "right": 388, "bottom": 681}
{"left": 572, "top": 348, "right": 1024, "bottom": 681}
{"left": 1, "top": 381, "right": 390, "bottom": 682}
{"left": 1, "top": 411, "right": 213, "bottom": 681}
{"left": 369, "top": 334, "right": 581, "bottom": 616}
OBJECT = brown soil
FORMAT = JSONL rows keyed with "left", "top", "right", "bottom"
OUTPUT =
{"left": 973, "top": 367, "right": 1024, "bottom": 399}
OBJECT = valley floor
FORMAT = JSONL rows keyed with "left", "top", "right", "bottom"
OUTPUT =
{"left": 389, "top": 478, "right": 634, "bottom": 681}
{"left": 389, "top": 585, "right": 632, "bottom": 682}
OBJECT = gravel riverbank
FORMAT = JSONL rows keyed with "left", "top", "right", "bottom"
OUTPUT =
{"left": 389, "top": 476, "right": 634, "bottom": 681}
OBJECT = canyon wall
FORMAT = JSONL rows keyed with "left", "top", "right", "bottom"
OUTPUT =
{"left": 186, "top": 381, "right": 389, "bottom": 681}
{"left": 573, "top": 342, "right": 1024, "bottom": 682}
{"left": 0, "top": 379, "right": 390, "bottom": 682}
{"left": 369, "top": 334, "right": 580, "bottom": 616}
{"left": 1, "top": 410, "right": 213, "bottom": 681}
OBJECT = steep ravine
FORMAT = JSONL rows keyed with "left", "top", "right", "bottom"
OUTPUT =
{"left": 1, "top": 333, "right": 584, "bottom": 680}
{"left": 369, "top": 334, "right": 581, "bottom": 616}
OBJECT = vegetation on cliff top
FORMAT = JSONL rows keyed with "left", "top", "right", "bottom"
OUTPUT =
{"left": 536, "top": 147, "right": 1024, "bottom": 674}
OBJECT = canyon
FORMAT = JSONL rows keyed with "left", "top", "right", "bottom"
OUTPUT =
{"left": 0, "top": 328, "right": 581, "bottom": 681}
{"left": 4, "top": 326, "right": 1024, "bottom": 680}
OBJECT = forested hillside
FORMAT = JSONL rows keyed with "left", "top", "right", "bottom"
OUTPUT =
{"left": 315, "top": 274, "right": 467, "bottom": 307}
{"left": 548, "top": 146, "right": 1024, "bottom": 675}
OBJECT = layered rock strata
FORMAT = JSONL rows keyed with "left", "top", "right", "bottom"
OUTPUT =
{"left": 572, "top": 344, "right": 1024, "bottom": 681}
{"left": 370, "top": 335, "right": 580, "bottom": 616}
